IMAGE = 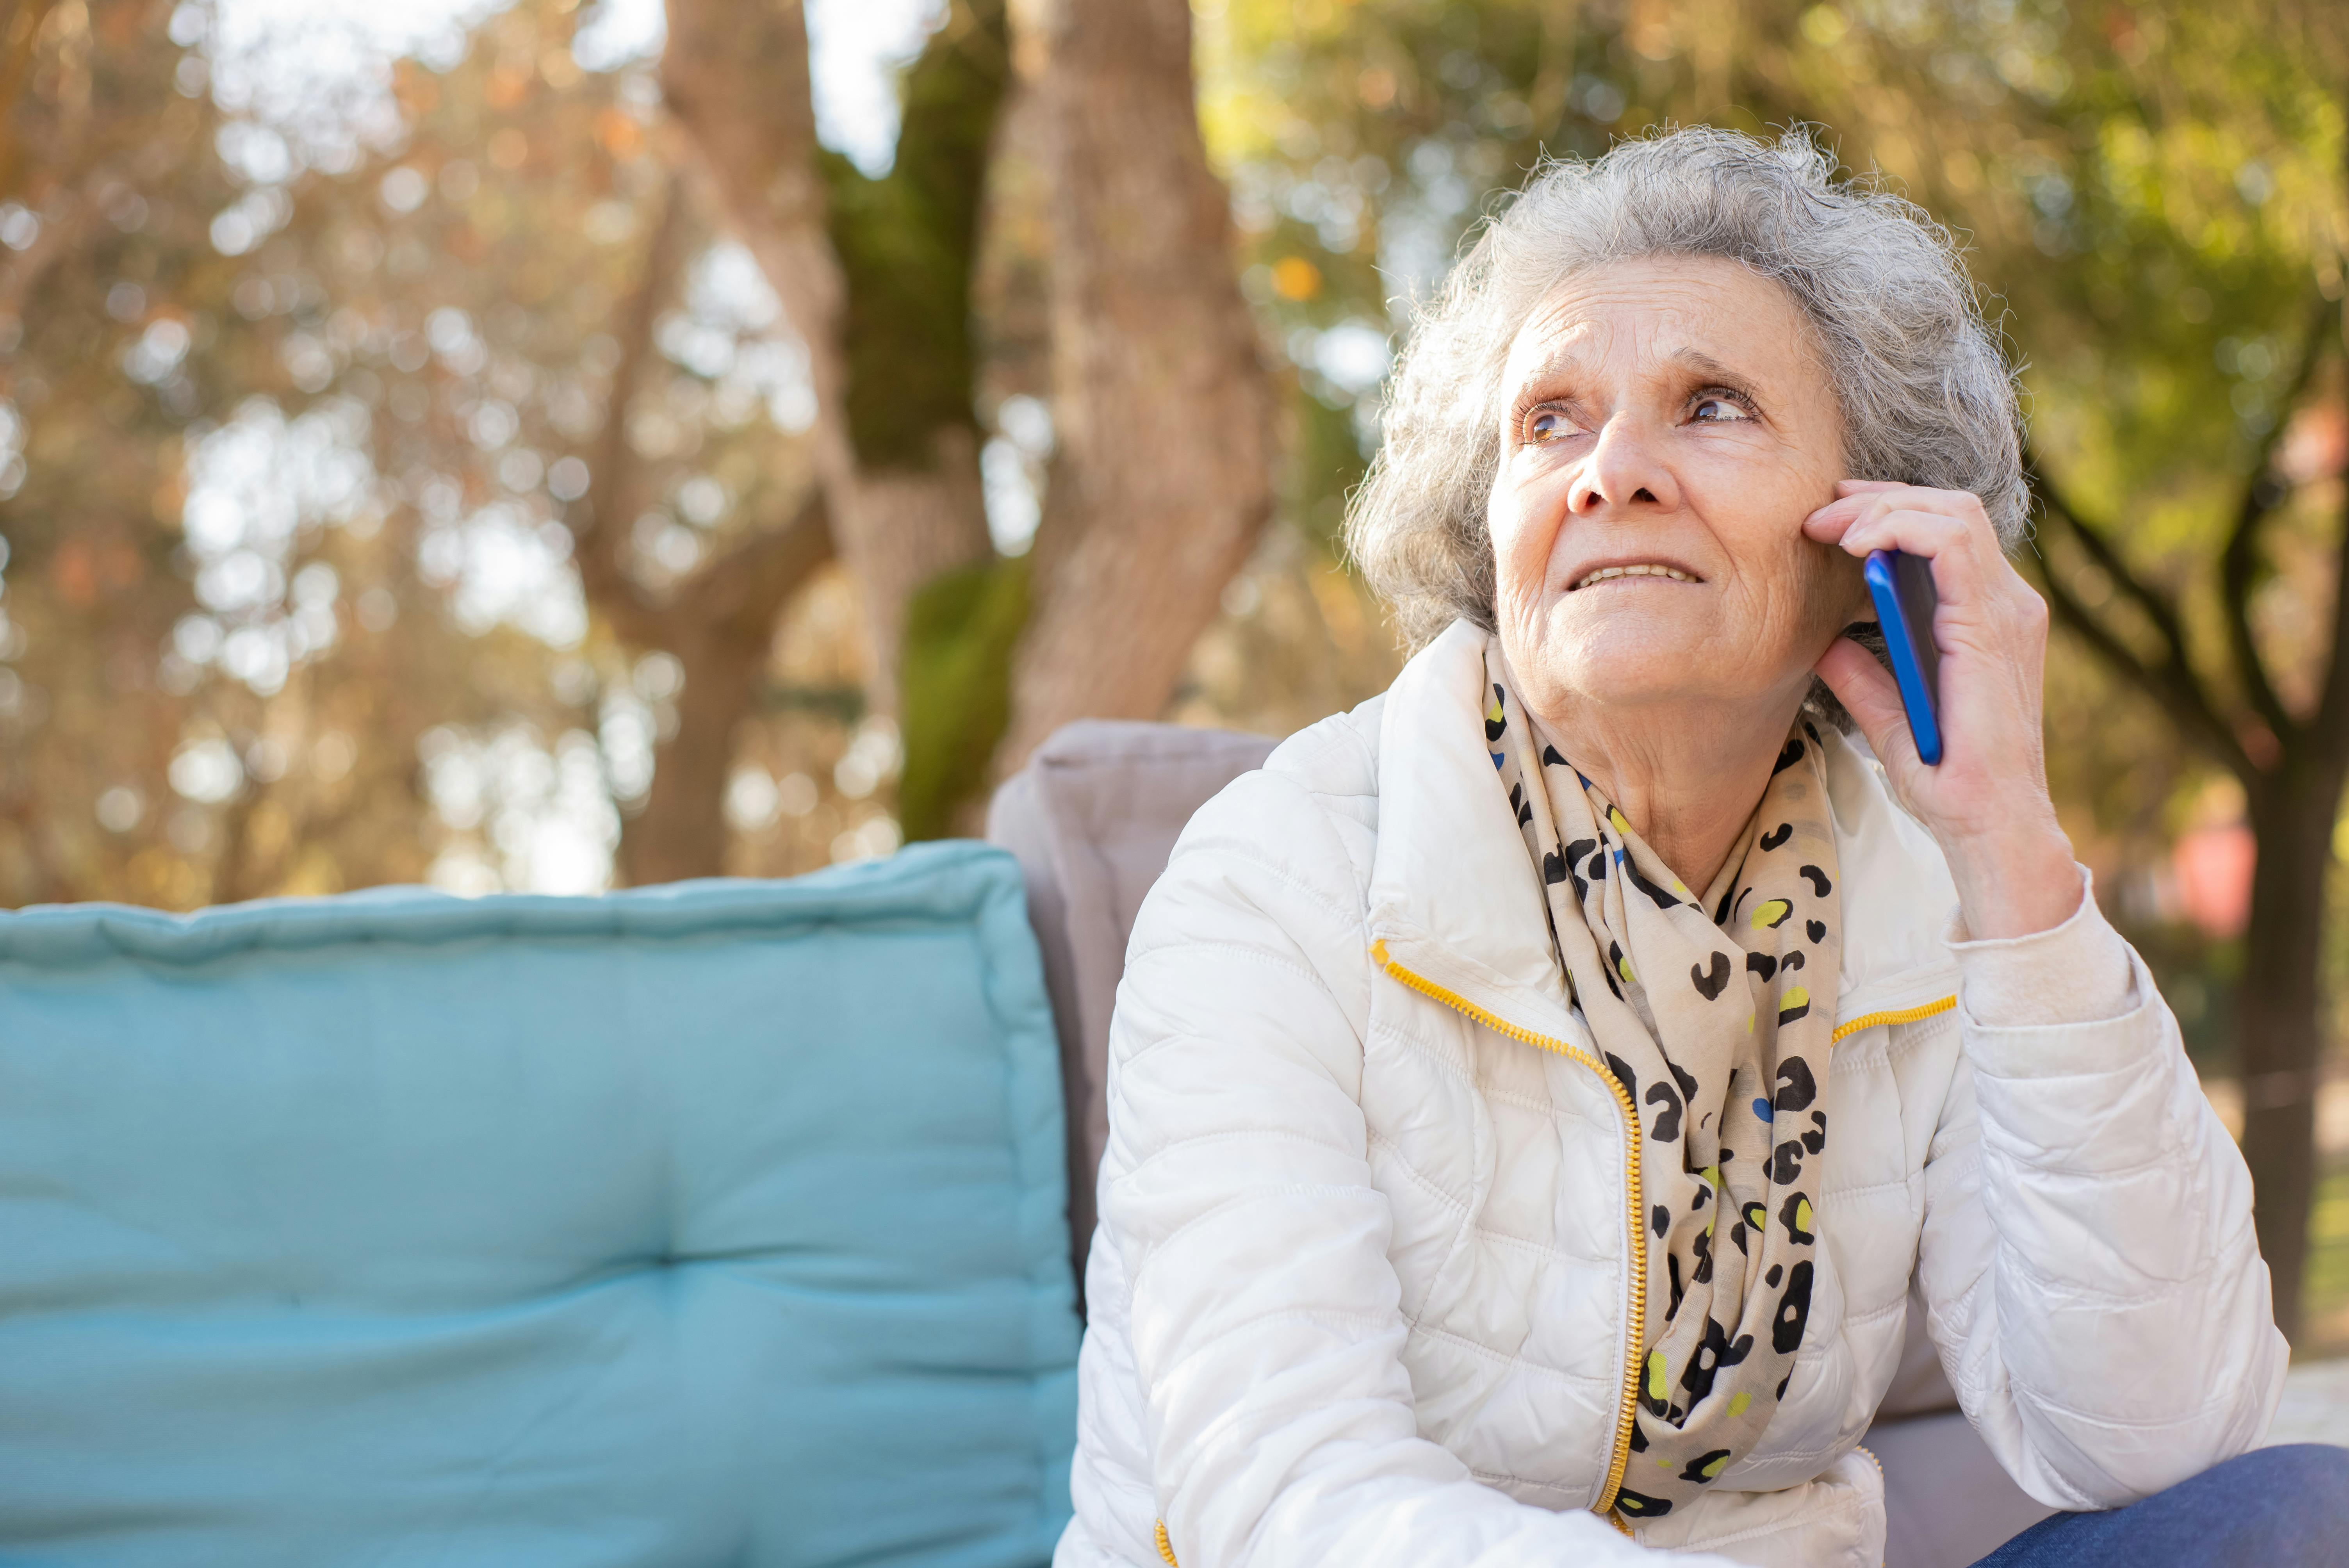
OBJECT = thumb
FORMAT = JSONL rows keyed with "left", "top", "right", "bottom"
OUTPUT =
{"left": 1815, "top": 636, "right": 1917, "bottom": 773}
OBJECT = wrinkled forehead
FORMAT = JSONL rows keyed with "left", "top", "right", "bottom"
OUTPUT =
{"left": 1494, "top": 253, "right": 1825, "bottom": 398}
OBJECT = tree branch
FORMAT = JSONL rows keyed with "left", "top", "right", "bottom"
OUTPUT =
{"left": 0, "top": 0, "right": 64, "bottom": 203}
{"left": 660, "top": 0, "right": 856, "bottom": 502}
{"left": 2023, "top": 446, "right": 2197, "bottom": 665}
{"left": 2034, "top": 526, "right": 2253, "bottom": 777}
{"left": 2025, "top": 456, "right": 2255, "bottom": 778}
{"left": 567, "top": 174, "right": 690, "bottom": 649}
{"left": 2220, "top": 294, "right": 2338, "bottom": 749}
{"left": 677, "top": 493, "right": 834, "bottom": 642}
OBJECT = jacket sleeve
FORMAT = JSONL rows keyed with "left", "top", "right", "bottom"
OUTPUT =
{"left": 1912, "top": 885, "right": 2288, "bottom": 1511}
{"left": 1099, "top": 767, "right": 1739, "bottom": 1568}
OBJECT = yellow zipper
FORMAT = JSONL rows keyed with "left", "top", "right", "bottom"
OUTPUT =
{"left": 1154, "top": 1519, "right": 1178, "bottom": 1566}
{"left": 1369, "top": 939, "right": 1647, "bottom": 1525}
{"left": 1830, "top": 994, "right": 1954, "bottom": 1043}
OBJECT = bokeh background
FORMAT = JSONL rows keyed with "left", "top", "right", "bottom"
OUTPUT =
{"left": 2, "top": 0, "right": 2346, "bottom": 1348}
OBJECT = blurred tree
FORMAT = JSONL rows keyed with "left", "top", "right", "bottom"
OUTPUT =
{"left": 565, "top": 176, "right": 833, "bottom": 886}
{"left": 285, "top": 6, "right": 863, "bottom": 888}
{"left": 662, "top": 0, "right": 1275, "bottom": 836}
{"left": 0, "top": 0, "right": 894, "bottom": 905}
{"left": 993, "top": 0, "right": 1276, "bottom": 769}
{"left": 663, "top": 0, "right": 999, "bottom": 734}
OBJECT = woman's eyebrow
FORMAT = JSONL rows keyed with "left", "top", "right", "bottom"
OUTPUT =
{"left": 1665, "top": 348, "right": 1766, "bottom": 397}
{"left": 1512, "top": 344, "right": 1595, "bottom": 392}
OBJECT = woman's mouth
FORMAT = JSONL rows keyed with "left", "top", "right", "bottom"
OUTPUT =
{"left": 1570, "top": 563, "right": 1700, "bottom": 590}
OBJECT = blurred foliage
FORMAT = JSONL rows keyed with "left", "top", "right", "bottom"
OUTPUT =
{"left": 2310, "top": 1158, "right": 2349, "bottom": 1357}
{"left": 825, "top": 0, "right": 1009, "bottom": 471}
{"left": 897, "top": 552, "right": 1027, "bottom": 841}
{"left": 0, "top": 0, "right": 907, "bottom": 903}
{"left": 0, "top": 0, "right": 2343, "bottom": 1077}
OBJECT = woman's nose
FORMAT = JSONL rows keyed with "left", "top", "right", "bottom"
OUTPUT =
{"left": 1571, "top": 416, "right": 1679, "bottom": 515}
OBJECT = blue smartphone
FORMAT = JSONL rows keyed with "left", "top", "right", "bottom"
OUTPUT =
{"left": 1862, "top": 549, "right": 1943, "bottom": 766}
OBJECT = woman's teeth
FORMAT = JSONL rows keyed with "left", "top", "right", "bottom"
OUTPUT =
{"left": 1572, "top": 564, "right": 1695, "bottom": 590}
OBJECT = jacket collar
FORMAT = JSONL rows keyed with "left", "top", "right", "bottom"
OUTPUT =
{"left": 1365, "top": 621, "right": 1959, "bottom": 1044}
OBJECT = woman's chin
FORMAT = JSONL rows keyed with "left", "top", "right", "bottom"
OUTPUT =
{"left": 1529, "top": 647, "right": 1813, "bottom": 727}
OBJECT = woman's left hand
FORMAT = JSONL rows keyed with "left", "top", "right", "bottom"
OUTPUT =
{"left": 1805, "top": 479, "right": 2082, "bottom": 940}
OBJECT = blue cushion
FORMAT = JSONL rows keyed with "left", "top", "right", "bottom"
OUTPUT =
{"left": 0, "top": 843, "right": 1080, "bottom": 1568}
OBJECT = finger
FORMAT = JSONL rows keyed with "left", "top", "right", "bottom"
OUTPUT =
{"left": 1835, "top": 505, "right": 1973, "bottom": 561}
{"left": 1841, "top": 489, "right": 1998, "bottom": 552}
{"left": 1802, "top": 492, "right": 1881, "bottom": 543}
{"left": 1804, "top": 483, "right": 1976, "bottom": 542}
{"left": 1816, "top": 636, "right": 1918, "bottom": 772}
{"left": 1833, "top": 508, "right": 2009, "bottom": 606}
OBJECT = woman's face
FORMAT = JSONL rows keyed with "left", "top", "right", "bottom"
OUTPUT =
{"left": 1488, "top": 255, "right": 1869, "bottom": 725}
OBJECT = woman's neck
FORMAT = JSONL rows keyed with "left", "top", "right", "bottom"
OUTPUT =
{"left": 1524, "top": 690, "right": 1809, "bottom": 894}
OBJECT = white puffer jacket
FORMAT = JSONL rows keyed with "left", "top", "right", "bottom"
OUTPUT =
{"left": 1057, "top": 622, "right": 2287, "bottom": 1568}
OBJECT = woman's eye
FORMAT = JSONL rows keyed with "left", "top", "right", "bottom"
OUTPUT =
{"left": 1691, "top": 393, "right": 1754, "bottom": 423}
{"left": 1527, "top": 409, "right": 1576, "bottom": 442}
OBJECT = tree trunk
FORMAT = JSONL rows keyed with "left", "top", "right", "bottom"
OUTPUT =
{"left": 618, "top": 628, "right": 759, "bottom": 886}
{"left": 663, "top": 0, "right": 1003, "bottom": 717}
{"left": 659, "top": 0, "right": 854, "bottom": 501}
{"left": 2240, "top": 766, "right": 2344, "bottom": 1344}
{"left": 598, "top": 498, "right": 834, "bottom": 885}
{"left": 839, "top": 429, "right": 991, "bottom": 714}
{"left": 999, "top": 0, "right": 1274, "bottom": 772}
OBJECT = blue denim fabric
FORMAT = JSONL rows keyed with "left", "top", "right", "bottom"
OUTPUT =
{"left": 1971, "top": 1444, "right": 2349, "bottom": 1567}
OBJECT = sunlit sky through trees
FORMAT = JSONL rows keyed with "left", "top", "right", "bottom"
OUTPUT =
{"left": 138, "top": 0, "right": 985, "bottom": 895}
{"left": 206, "top": 0, "right": 950, "bottom": 175}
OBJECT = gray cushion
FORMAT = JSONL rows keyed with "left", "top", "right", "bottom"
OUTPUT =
{"left": 1868, "top": 1408, "right": 2056, "bottom": 1567}
{"left": 986, "top": 721, "right": 1277, "bottom": 1299}
{"left": 1864, "top": 1281, "right": 2053, "bottom": 1565}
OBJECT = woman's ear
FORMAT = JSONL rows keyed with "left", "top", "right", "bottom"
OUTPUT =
{"left": 1834, "top": 539, "right": 1874, "bottom": 622}
{"left": 1809, "top": 533, "right": 1873, "bottom": 632}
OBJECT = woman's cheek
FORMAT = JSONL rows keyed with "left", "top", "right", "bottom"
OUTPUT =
{"left": 1488, "top": 491, "right": 1550, "bottom": 615}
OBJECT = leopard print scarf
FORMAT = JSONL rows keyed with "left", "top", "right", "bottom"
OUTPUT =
{"left": 1480, "top": 641, "right": 1841, "bottom": 1523}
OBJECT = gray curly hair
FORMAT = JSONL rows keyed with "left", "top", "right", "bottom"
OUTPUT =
{"left": 1347, "top": 126, "right": 2026, "bottom": 652}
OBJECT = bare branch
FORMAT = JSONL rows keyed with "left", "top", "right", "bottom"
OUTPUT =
{"left": 2034, "top": 533, "right": 2256, "bottom": 780}
{"left": 2023, "top": 447, "right": 2198, "bottom": 666}
{"left": 567, "top": 174, "right": 691, "bottom": 648}
{"left": 0, "top": 0, "right": 66, "bottom": 203}
{"left": 660, "top": 0, "right": 856, "bottom": 502}
{"left": 677, "top": 493, "right": 834, "bottom": 642}
{"left": 2026, "top": 460, "right": 2256, "bottom": 778}
{"left": 2220, "top": 295, "right": 2338, "bottom": 747}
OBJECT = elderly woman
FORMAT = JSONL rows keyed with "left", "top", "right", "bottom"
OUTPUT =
{"left": 1054, "top": 129, "right": 2346, "bottom": 1568}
